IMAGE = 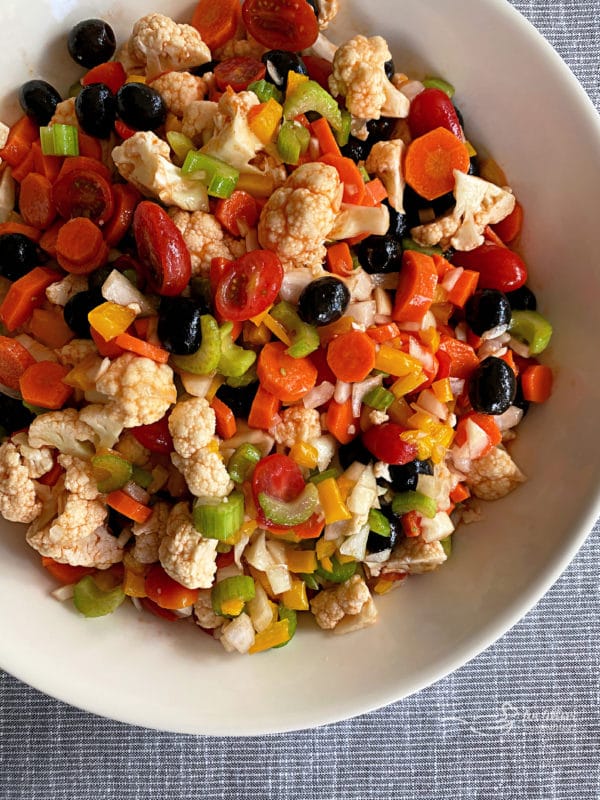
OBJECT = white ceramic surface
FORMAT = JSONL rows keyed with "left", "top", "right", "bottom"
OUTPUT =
{"left": 1, "top": 0, "right": 599, "bottom": 735}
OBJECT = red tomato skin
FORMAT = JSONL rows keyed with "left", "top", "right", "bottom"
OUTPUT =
{"left": 408, "top": 88, "right": 463, "bottom": 140}
{"left": 215, "top": 250, "right": 283, "bottom": 322}
{"left": 242, "top": 0, "right": 319, "bottom": 52}
{"left": 131, "top": 414, "right": 173, "bottom": 454}
{"left": 140, "top": 597, "right": 180, "bottom": 621}
{"left": 144, "top": 564, "right": 199, "bottom": 610}
{"left": 251, "top": 453, "right": 306, "bottom": 507}
{"left": 214, "top": 57, "right": 266, "bottom": 92}
{"left": 52, "top": 170, "right": 114, "bottom": 224}
{"left": 451, "top": 244, "right": 527, "bottom": 292}
{"left": 133, "top": 201, "right": 192, "bottom": 296}
{"left": 302, "top": 55, "right": 333, "bottom": 90}
{"left": 362, "top": 423, "right": 418, "bottom": 465}
{"left": 41, "top": 557, "right": 95, "bottom": 584}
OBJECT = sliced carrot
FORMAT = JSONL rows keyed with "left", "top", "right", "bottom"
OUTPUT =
{"left": 39, "top": 219, "right": 64, "bottom": 259}
{"left": 210, "top": 395, "right": 237, "bottom": 439}
{"left": 77, "top": 130, "right": 103, "bottom": 160}
{"left": 56, "top": 156, "right": 111, "bottom": 183}
{"left": 10, "top": 148, "right": 36, "bottom": 183}
{"left": 56, "top": 217, "right": 109, "bottom": 274}
{"left": 19, "top": 361, "right": 73, "bottom": 409}
{"left": 257, "top": 341, "right": 317, "bottom": 403}
{"left": 392, "top": 250, "right": 438, "bottom": 323}
{"left": 215, "top": 190, "right": 259, "bottom": 237}
{"left": 362, "top": 178, "right": 388, "bottom": 206}
{"left": 491, "top": 200, "right": 523, "bottom": 244}
{"left": 521, "top": 364, "right": 553, "bottom": 403}
{"left": 191, "top": 0, "right": 241, "bottom": 50}
{"left": 248, "top": 385, "right": 280, "bottom": 430}
{"left": 446, "top": 269, "right": 479, "bottom": 307}
{"left": 449, "top": 482, "right": 470, "bottom": 504}
{"left": 437, "top": 335, "right": 480, "bottom": 379}
{"left": 103, "top": 183, "right": 141, "bottom": 247}
{"left": 19, "top": 173, "right": 57, "bottom": 230}
{"left": 326, "top": 330, "right": 376, "bottom": 383}
{"left": 29, "top": 307, "right": 74, "bottom": 349}
{"left": 0, "top": 266, "right": 61, "bottom": 331}
{"left": 0, "top": 115, "right": 39, "bottom": 167}
{"left": 319, "top": 152, "right": 365, "bottom": 204}
{"left": 311, "top": 117, "right": 341, "bottom": 157}
{"left": 366, "top": 322, "right": 401, "bottom": 343}
{"left": 106, "top": 490, "right": 153, "bottom": 524}
{"left": 31, "top": 141, "right": 63, "bottom": 183}
{"left": 0, "top": 335, "right": 36, "bottom": 389}
{"left": 113, "top": 332, "right": 170, "bottom": 364}
{"left": 0, "top": 222, "right": 42, "bottom": 242}
{"left": 90, "top": 326, "right": 125, "bottom": 358}
{"left": 41, "top": 557, "right": 95, "bottom": 584}
{"left": 326, "top": 242, "right": 354, "bottom": 276}
{"left": 326, "top": 397, "right": 357, "bottom": 444}
{"left": 404, "top": 127, "right": 470, "bottom": 201}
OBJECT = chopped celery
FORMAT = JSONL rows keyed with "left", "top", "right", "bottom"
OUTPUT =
{"left": 73, "top": 576, "right": 125, "bottom": 618}
{"left": 248, "top": 79, "right": 283, "bottom": 104}
{"left": 211, "top": 575, "right": 255, "bottom": 617}
{"left": 226, "top": 363, "right": 258, "bottom": 388}
{"left": 309, "top": 467, "right": 341, "bottom": 485}
{"left": 39, "top": 124, "right": 79, "bottom": 156}
{"left": 131, "top": 465, "right": 153, "bottom": 490}
{"left": 274, "top": 605, "right": 297, "bottom": 648}
{"left": 22, "top": 401, "right": 48, "bottom": 416}
{"left": 193, "top": 491, "right": 245, "bottom": 540}
{"left": 334, "top": 109, "right": 352, "bottom": 147}
{"left": 422, "top": 76, "right": 455, "bottom": 97}
{"left": 401, "top": 237, "right": 444, "bottom": 257}
{"left": 363, "top": 386, "right": 395, "bottom": 411}
{"left": 441, "top": 535, "right": 452, "bottom": 557}
{"left": 228, "top": 443, "right": 261, "bottom": 484}
{"left": 282, "top": 80, "right": 343, "bottom": 131}
{"left": 277, "top": 120, "right": 310, "bottom": 165}
{"left": 91, "top": 452, "right": 132, "bottom": 493}
{"left": 392, "top": 490, "right": 437, "bottom": 519}
{"left": 218, "top": 322, "right": 257, "bottom": 378}
{"left": 315, "top": 556, "right": 357, "bottom": 584}
{"left": 166, "top": 130, "right": 195, "bottom": 161}
{"left": 301, "top": 572, "right": 320, "bottom": 590}
{"left": 68, "top": 81, "right": 83, "bottom": 98}
{"left": 509, "top": 310, "right": 553, "bottom": 355}
{"left": 358, "top": 165, "right": 370, "bottom": 183}
{"left": 270, "top": 300, "right": 320, "bottom": 358}
{"left": 368, "top": 508, "right": 391, "bottom": 537}
{"left": 172, "top": 314, "right": 221, "bottom": 374}
{"left": 258, "top": 483, "right": 319, "bottom": 525}
{"left": 181, "top": 150, "right": 239, "bottom": 198}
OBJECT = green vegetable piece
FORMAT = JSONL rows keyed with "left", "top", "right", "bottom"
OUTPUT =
{"left": 309, "top": 467, "right": 341, "bottom": 485}
{"left": 270, "top": 300, "right": 320, "bottom": 358}
{"left": 509, "top": 310, "right": 553, "bottom": 355}
{"left": 334, "top": 109, "right": 352, "bottom": 147}
{"left": 358, "top": 165, "right": 370, "bottom": 183}
{"left": 172, "top": 314, "right": 221, "bottom": 375}
{"left": 283, "top": 80, "right": 343, "bottom": 131}
{"left": 131, "top": 465, "right": 153, "bottom": 490}
{"left": 122, "top": 268, "right": 138, "bottom": 287}
{"left": 277, "top": 120, "right": 310, "bottom": 165}
{"left": 368, "top": 508, "right": 391, "bottom": 537}
{"left": 181, "top": 150, "right": 239, "bottom": 198}
{"left": 208, "top": 172, "right": 238, "bottom": 199}
{"left": 226, "top": 363, "right": 258, "bottom": 388}
{"left": 218, "top": 322, "right": 257, "bottom": 377}
{"left": 22, "top": 401, "right": 48, "bottom": 416}
{"left": 441, "top": 535, "right": 452, "bottom": 557}
{"left": 362, "top": 386, "right": 394, "bottom": 411}
{"left": 274, "top": 605, "right": 297, "bottom": 648}
{"left": 392, "top": 490, "right": 437, "bottom": 519}
{"left": 258, "top": 482, "right": 319, "bottom": 526}
{"left": 248, "top": 79, "right": 282, "bottom": 104}
{"left": 73, "top": 576, "right": 125, "bottom": 618}
{"left": 228, "top": 442, "right": 261, "bottom": 484}
{"left": 211, "top": 575, "right": 256, "bottom": 616}
{"left": 301, "top": 572, "right": 320, "bottom": 590}
{"left": 401, "top": 237, "right": 444, "bottom": 257}
{"left": 193, "top": 491, "right": 245, "bottom": 540}
{"left": 68, "top": 81, "right": 83, "bottom": 98}
{"left": 91, "top": 452, "right": 132, "bottom": 493}
{"left": 166, "top": 130, "right": 195, "bottom": 161}
{"left": 315, "top": 556, "right": 357, "bottom": 584}
{"left": 422, "top": 76, "right": 455, "bottom": 97}
{"left": 39, "top": 124, "right": 79, "bottom": 156}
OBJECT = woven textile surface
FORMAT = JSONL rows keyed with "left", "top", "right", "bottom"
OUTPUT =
{"left": 1, "top": 2, "right": 599, "bottom": 798}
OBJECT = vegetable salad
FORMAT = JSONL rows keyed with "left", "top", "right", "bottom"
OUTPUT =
{"left": 0, "top": 0, "right": 554, "bottom": 653}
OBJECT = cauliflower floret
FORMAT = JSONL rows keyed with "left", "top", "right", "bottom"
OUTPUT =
{"left": 128, "top": 13, "right": 211, "bottom": 79}
{"left": 181, "top": 100, "right": 219, "bottom": 145}
{"left": 10, "top": 432, "right": 53, "bottom": 479}
{"left": 159, "top": 501, "right": 218, "bottom": 588}
{"left": 329, "top": 35, "right": 410, "bottom": 120}
{"left": 270, "top": 407, "right": 322, "bottom": 448}
{"left": 171, "top": 449, "right": 234, "bottom": 498}
{"left": 150, "top": 71, "right": 208, "bottom": 117}
{"left": 258, "top": 162, "right": 342, "bottom": 272}
{"left": 50, "top": 98, "right": 78, "bottom": 127}
{"left": 115, "top": 432, "right": 151, "bottom": 467}
{"left": 96, "top": 353, "right": 177, "bottom": 429}
{"left": 28, "top": 408, "right": 97, "bottom": 459}
{"left": 168, "top": 397, "right": 216, "bottom": 458}
{"left": 328, "top": 203, "right": 389, "bottom": 241}
{"left": 317, "top": 0, "right": 340, "bottom": 29}
{"left": 0, "top": 121, "right": 9, "bottom": 151}
{"left": 0, "top": 441, "right": 43, "bottom": 523}
{"left": 200, "top": 90, "right": 266, "bottom": 174}
{"left": 132, "top": 501, "right": 170, "bottom": 563}
{"left": 310, "top": 574, "right": 372, "bottom": 630}
{"left": 78, "top": 404, "right": 125, "bottom": 450}
{"left": 194, "top": 588, "right": 225, "bottom": 629}
{"left": 214, "top": 35, "right": 265, "bottom": 60}
{"left": 379, "top": 536, "right": 447, "bottom": 575}
{"left": 0, "top": 166, "right": 15, "bottom": 224}
{"left": 366, "top": 139, "right": 405, "bottom": 213}
{"left": 45, "top": 274, "right": 88, "bottom": 307}
{"left": 112, "top": 131, "right": 209, "bottom": 212}
{"left": 55, "top": 339, "right": 97, "bottom": 368}
{"left": 57, "top": 454, "right": 99, "bottom": 500}
{"left": 465, "top": 445, "right": 526, "bottom": 501}
{"left": 169, "top": 209, "right": 234, "bottom": 275}
{"left": 411, "top": 170, "right": 516, "bottom": 252}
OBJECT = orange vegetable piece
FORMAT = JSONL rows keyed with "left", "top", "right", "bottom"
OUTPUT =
{"left": 437, "top": 335, "right": 480, "bottom": 379}
{"left": 248, "top": 385, "right": 280, "bottom": 430}
{"left": 113, "top": 333, "right": 170, "bottom": 364}
{"left": 392, "top": 250, "right": 438, "bottom": 323}
{"left": 257, "top": 341, "right": 317, "bottom": 403}
{"left": 56, "top": 156, "right": 111, "bottom": 183}
{"left": 491, "top": 200, "right": 524, "bottom": 243}
{"left": 19, "top": 173, "right": 57, "bottom": 230}
{"left": 41, "top": 557, "right": 95, "bottom": 584}
{"left": 56, "top": 218, "right": 109, "bottom": 274}
{"left": 521, "top": 364, "right": 553, "bottom": 403}
{"left": 29, "top": 307, "right": 74, "bottom": 349}
{"left": 366, "top": 322, "right": 401, "bottom": 343}
{"left": 326, "top": 330, "right": 376, "bottom": 383}
{"left": 191, "top": 0, "right": 241, "bottom": 50}
{"left": 215, "top": 190, "right": 259, "bottom": 237}
{"left": 454, "top": 412, "right": 502, "bottom": 455}
{"left": 0, "top": 115, "right": 39, "bottom": 167}
{"left": 0, "top": 267, "right": 61, "bottom": 331}
{"left": 446, "top": 269, "right": 479, "bottom": 307}
{"left": 31, "top": 141, "right": 63, "bottom": 183}
{"left": 311, "top": 117, "right": 341, "bottom": 157}
{"left": 210, "top": 395, "right": 237, "bottom": 439}
{"left": 0, "top": 222, "right": 42, "bottom": 242}
{"left": 39, "top": 220, "right": 65, "bottom": 258}
{"left": 106, "top": 490, "right": 153, "bottom": 524}
{"left": 404, "top": 126, "right": 470, "bottom": 200}
{"left": 362, "top": 178, "right": 388, "bottom": 206}
{"left": 103, "top": 183, "right": 142, "bottom": 248}
{"left": 0, "top": 335, "right": 35, "bottom": 389}
{"left": 449, "top": 483, "right": 470, "bottom": 504}
{"left": 90, "top": 326, "right": 125, "bottom": 359}
{"left": 319, "top": 152, "right": 366, "bottom": 204}
{"left": 326, "top": 397, "right": 357, "bottom": 445}
{"left": 10, "top": 148, "right": 36, "bottom": 183}
{"left": 326, "top": 242, "right": 354, "bottom": 276}
{"left": 19, "top": 361, "right": 73, "bottom": 409}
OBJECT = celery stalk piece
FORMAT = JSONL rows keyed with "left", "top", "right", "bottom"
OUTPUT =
{"left": 309, "top": 467, "right": 341, "bottom": 485}
{"left": 270, "top": 300, "right": 320, "bottom": 358}
{"left": 301, "top": 572, "right": 320, "bottom": 590}
{"left": 218, "top": 322, "right": 257, "bottom": 378}
{"left": 131, "top": 465, "right": 154, "bottom": 490}
{"left": 368, "top": 508, "right": 391, "bottom": 537}
{"left": 181, "top": 150, "right": 239, "bottom": 198}
{"left": 274, "top": 605, "right": 297, "bottom": 648}
{"left": 401, "top": 237, "right": 444, "bottom": 257}
{"left": 172, "top": 314, "right": 221, "bottom": 375}
{"left": 315, "top": 556, "right": 357, "bottom": 584}
{"left": 193, "top": 491, "right": 245, "bottom": 540}
{"left": 422, "top": 77, "right": 456, "bottom": 98}
{"left": 39, "top": 124, "right": 79, "bottom": 156}
{"left": 258, "top": 483, "right": 319, "bottom": 526}
{"left": 228, "top": 443, "right": 261, "bottom": 484}
{"left": 91, "top": 452, "right": 133, "bottom": 493}
{"left": 363, "top": 386, "right": 395, "bottom": 411}
{"left": 334, "top": 110, "right": 352, "bottom": 147}
{"left": 226, "top": 363, "right": 258, "bottom": 388}
{"left": 277, "top": 121, "right": 310, "bottom": 165}
{"left": 166, "top": 130, "right": 195, "bottom": 161}
{"left": 73, "top": 576, "right": 125, "bottom": 618}
{"left": 391, "top": 490, "right": 437, "bottom": 518}
{"left": 441, "top": 535, "right": 452, "bottom": 557}
{"left": 283, "top": 80, "right": 343, "bottom": 131}
{"left": 248, "top": 79, "right": 283, "bottom": 104}
{"left": 509, "top": 310, "right": 553, "bottom": 355}
{"left": 211, "top": 575, "right": 256, "bottom": 617}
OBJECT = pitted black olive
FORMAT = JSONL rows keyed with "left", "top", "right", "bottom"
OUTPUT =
{"left": 366, "top": 116, "right": 396, "bottom": 143}
{"left": 469, "top": 356, "right": 516, "bottom": 415}
{"left": 341, "top": 136, "right": 370, "bottom": 162}
{"left": 116, "top": 83, "right": 167, "bottom": 131}
{"left": 158, "top": 297, "right": 204, "bottom": 355}
{"left": 338, "top": 438, "right": 374, "bottom": 471}
{"left": 18, "top": 80, "right": 62, "bottom": 126}
{"left": 367, "top": 504, "right": 402, "bottom": 553}
{"left": 63, "top": 288, "right": 104, "bottom": 338}
{"left": 384, "top": 59, "right": 395, "bottom": 80}
{"left": 0, "top": 394, "right": 35, "bottom": 435}
{"left": 75, "top": 83, "right": 116, "bottom": 139}
{"left": 0, "top": 233, "right": 41, "bottom": 281}
{"left": 383, "top": 459, "right": 433, "bottom": 493}
{"left": 67, "top": 19, "right": 116, "bottom": 68}
{"left": 506, "top": 285, "right": 537, "bottom": 312}
{"left": 191, "top": 60, "right": 219, "bottom": 77}
{"left": 297, "top": 276, "right": 350, "bottom": 326}
{"left": 262, "top": 50, "right": 308, "bottom": 90}
{"left": 465, "top": 289, "right": 512, "bottom": 337}
{"left": 216, "top": 382, "right": 259, "bottom": 420}
{"left": 356, "top": 234, "right": 403, "bottom": 273}
{"left": 385, "top": 202, "right": 409, "bottom": 239}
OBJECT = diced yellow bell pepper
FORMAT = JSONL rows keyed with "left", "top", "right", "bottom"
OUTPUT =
{"left": 123, "top": 567, "right": 147, "bottom": 598}
{"left": 400, "top": 430, "right": 434, "bottom": 460}
{"left": 281, "top": 579, "right": 309, "bottom": 611}
{"left": 336, "top": 552, "right": 355, "bottom": 565}
{"left": 374, "top": 579, "right": 395, "bottom": 595}
{"left": 63, "top": 353, "right": 102, "bottom": 391}
{"left": 464, "top": 140, "right": 477, "bottom": 157}
{"left": 432, "top": 378, "right": 453, "bottom": 403}
{"left": 317, "top": 315, "right": 354, "bottom": 345}
{"left": 123, "top": 551, "right": 148, "bottom": 576}
{"left": 286, "top": 71, "right": 309, "bottom": 98}
{"left": 250, "top": 305, "right": 273, "bottom": 326}
{"left": 205, "top": 374, "right": 225, "bottom": 401}
{"left": 430, "top": 423, "right": 454, "bottom": 449}
{"left": 317, "top": 477, "right": 352, "bottom": 524}
{"left": 419, "top": 327, "right": 440, "bottom": 352}
{"left": 375, "top": 345, "right": 423, "bottom": 377}
{"left": 430, "top": 443, "right": 447, "bottom": 464}
{"left": 236, "top": 172, "right": 275, "bottom": 197}
{"left": 126, "top": 75, "right": 146, "bottom": 83}
{"left": 290, "top": 441, "right": 319, "bottom": 469}
{"left": 88, "top": 302, "right": 136, "bottom": 342}
{"left": 431, "top": 302, "right": 453, "bottom": 324}
{"left": 336, "top": 474, "right": 355, "bottom": 502}
{"left": 286, "top": 548, "right": 317, "bottom": 573}
{"left": 320, "top": 556, "right": 333, "bottom": 572}
{"left": 239, "top": 519, "right": 258, "bottom": 538}
{"left": 433, "top": 285, "right": 448, "bottom": 304}
{"left": 262, "top": 313, "right": 292, "bottom": 346}
{"left": 249, "top": 98, "right": 283, "bottom": 145}
{"left": 316, "top": 539, "right": 336, "bottom": 561}
{"left": 243, "top": 320, "right": 271, "bottom": 346}
{"left": 249, "top": 619, "right": 290, "bottom": 653}
{"left": 390, "top": 371, "right": 425, "bottom": 397}
{"left": 221, "top": 598, "right": 245, "bottom": 617}
{"left": 387, "top": 396, "right": 413, "bottom": 426}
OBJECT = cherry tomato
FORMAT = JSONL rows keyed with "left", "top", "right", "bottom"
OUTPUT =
{"left": 131, "top": 414, "right": 173, "bottom": 454}
{"left": 52, "top": 169, "right": 114, "bottom": 224}
{"left": 302, "top": 55, "right": 333, "bottom": 90}
{"left": 215, "top": 250, "right": 283, "bottom": 322}
{"left": 261, "top": 512, "right": 325, "bottom": 540}
{"left": 215, "top": 549, "right": 235, "bottom": 569}
{"left": 242, "top": 0, "right": 319, "bottom": 52}
{"left": 251, "top": 453, "right": 305, "bottom": 507}
{"left": 362, "top": 422, "right": 418, "bottom": 465}
{"left": 145, "top": 564, "right": 199, "bottom": 610}
{"left": 408, "top": 88, "right": 463, "bottom": 140}
{"left": 215, "top": 191, "right": 260, "bottom": 237}
{"left": 214, "top": 56, "right": 266, "bottom": 92}
{"left": 451, "top": 244, "right": 527, "bottom": 292}
{"left": 103, "top": 183, "right": 141, "bottom": 248}
{"left": 82, "top": 61, "right": 127, "bottom": 94}
{"left": 41, "top": 557, "right": 96, "bottom": 584}
{"left": 140, "top": 596, "right": 180, "bottom": 621}
{"left": 133, "top": 201, "right": 191, "bottom": 296}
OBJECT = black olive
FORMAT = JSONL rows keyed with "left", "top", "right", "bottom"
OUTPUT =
{"left": 107, "top": 507, "right": 130, "bottom": 536}
{"left": 261, "top": 50, "right": 308, "bottom": 90}
{"left": 338, "top": 438, "right": 373, "bottom": 471}
{"left": 384, "top": 202, "right": 409, "bottom": 239}
{"left": 67, "top": 19, "right": 116, "bottom": 68}
{"left": 305, "top": 0, "right": 319, "bottom": 18}
{"left": 63, "top": 288, "right": 104, "bottom": 338}
{"left": 468, "top": 155, "right": 479, "bottom": 176}
{"left": 432, "top": 191, "right": 456, "bottom": 217}
{"left": 297, "top": 277, "right": 350, "bottom": 326}
{"left": 357, "top": 234, "right": 403, "bottom": 274}
{"left": 384, "top": 59, "right": 395, "bottom": 80}
{"left": 505, "top": 285, "right": 537, "bottom": 312}
{"left": 341, "top": 136, "right": 370, "bottom": 162}
{"left": 366, "top": 116, "right": 396, "bottom": 143}
{"left": 0, "top": 233, "right": 40, "bottom": 281}
{"left": 75, "top": 83, "right": 116, "bottom": 139}
{"left": 158, "top": 297, "right": 203, "bottom": 355}
{"left": 190, "top": 60, "right": 219, "bottom": 77}
{"left": 116, "top": 83, "right": 167, "bottom": 131}
{"left": 87, "top": 264, "right": 114, "bottom": 291}
{"left": 403, "top": 184, "right": 431, "bottom": 227}
{"left": 0, "top": 394, "right": 35, "bottom": 435}
{"left": 469, "top": 356, "right": 516, "bottom": 415}
{"left": 215, "top": 382, "right": 259, "bottom": 420}
{"left": 465, "top": 289, "right": 512, "bottom": 337}
{"left": 18, "top": 80, "right": 62, "bottom": 126}
{"left": 513, "top": 378, "right": 530, "bottom": 416}
{"left": 189, "top": 277, "right": 213, "bottom": 313}
{"left": 367, "top": 503, "right": 402, "bottom": 552}
{"left": 384, "top": 458, "right": 433, "bottom": 493}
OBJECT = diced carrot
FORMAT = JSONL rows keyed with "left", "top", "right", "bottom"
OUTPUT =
{"left": 10, "top": 148, "right": 36, "bottom": 183}
{"left": 106, "top": 490, "right": 153, "bottom": 524}
{"left": 319, "top": 152, "right": 365, "bottom": 204}
{"left": 29, "top": 307, "right": 74, "bottom": 349}
{"left": 19, "top": 172, "right": 57, "bottom": 230}
{"left": 326, "top": 241, "right": 354, "bottom": 276}
{"left": 326, "top": 330, "right": 376, "bottom": 383}
{"left": 103, "top": 183, "right": 141, "bottom": 247}
{"left": 81, "top": 61, "right": 127, "bottom": 94}
{"left": 19, "top": 361, "right": 73, "bottom": 409}
{"left": 366, "top": 322, "right": 401, "bottom": 343}
{"left": 447, "top": 269, "right": 479, "bottom": 307}
{"left": 0, "top": 335, "right": 36, "bottom": 389}
{"left": 210, "top": 396, "right": 237, "bottom": 439}
{"left": 491, "top": 200, "right": 523, "bottom": 244}
{"left": 454, "top": 412, "right": 502, "bottom": 453}
{"left": 500, "top": 348, "right": 518, "bottom": 376}
{"left": 113, "top": 332, "right": 170, "bottom": 363}
{"left": 56, "top": 218, "right": 109, "bottom": 274}
{"left": 404, "top": 127, "right": 470, "bottom": 200}
{"left": 38, "top": 219, "right": 64, "bottom": 259}
{"left": 256, "top": 341, "right": 317, "bottom": 403}
{"left": 248, "top": 385, "right": 280, "bottom": 430}
{"left": 392, "top": 250, "right": 438, "bottom": 323}
{"left": 90, "top": 326, "right": 125, "bottom": 358}
{"left": 77, "top": 130, "right": 103, "bottom": 160}
{"left": 0, "top": 222, "right": 42, "bottom": 242}
{"left": 432, "top": 254, "right": 453, "bottom": 277}
{"left": 437, "top": 335, "right": 480, "bottom": 379}
{"left": 56, "top": 156, "right": 111, "bottom": 183}
{"left": 521, "top": 364, "right": 553, "bottom": 403}
{"left": 0, "top": 267, "right": 61, "bottom": 331}
{"left": 326, "top": 397, "right": 357, "bottom": 444}
{"left": 31, "top": 141, "right": 63, "bottom": 183}
{"left": 191, "top": 0, "right": 241, "bottom": 50}
{"left": 362, "top": 178, "right": 388, "bottom": 206}
{"left": 41, "top": 557, "right": 95, "bottom": 584}
{"left": 402, "top": 510, "right": 421, "bottom": 537}
{"left": 311, "top": 117, "right": 341, "bottom": 157}
{"left": 0, "top": 115, "right": 39, "bottom": 167}
{"left": 449, "top": 482, "right": 470, "bottom": 504}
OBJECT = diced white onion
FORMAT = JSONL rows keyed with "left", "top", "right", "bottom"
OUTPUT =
{"left": 310, "top": 32, "right": 338, "bottom": 60}
{"left": 51, "top": 584, "right": 75, "bottom": 601}
{"left": 15, "top": 334, "right": 57, "bottom": 363}
{"left": 172, "top": 606, "right": 193, "bottom": 618}
{"left": 223, "top": 424, "right": 274, "bottom": 456}
{"left": 180, "top": 371, "right": 214, "bottom": 398}
{"left": 399, "top": 79, "right": 425, "bottom": 101}
{"left": 116, "top": 528, "right": 132, "bottom": 548}
{"left": 481, "top": 323, "right": 509, "bottom": 341}
{"left": 131, "top": 596, "right": 143, "bottom": 612}
{"left": 408, "top": 336, "right": 436, "bottom": 372}
{"left": 303, "top": 380, "right": 335, "bottom": 409}
{"left": 441, "top": 267, "right": 464, "bottom": 292}
{"left": 101, "top": 269, "right": 155, "bottom": 316}
{"left": 334, "top": 380, "right": 351, "bottom": 404}
{"left": 494, "top": 405, "right": 524, "bottom": 431}
{"left": 365, "top": 548, "right": 392, "bottom": 563}
{"left": 351, "top": 375, "right": 382, "bottom": 418}
{"left": 266, "top": 564, "right": 291, "bottom": 594}
{"left": 415, "top": 389, "right": 448, "bottom": 421}
{"left": 371, "top": 273, "right": 399, "bottom": 290}
{"left": 220, "top": 613, "right": 255, "bottom": 654}
{"left": 339, "top": 524, "right": 370, "bottom": 560}
{"left": 122, "top": 481, "right": 150, "bottom": 505}
{"left": 454, "top": 322, "right": 468, "bottom": 342}
{"left": 374, "top": 286, "right": 392, "bottom": 316}
{"left": 449, "top": 378, "right": 465, "bottom": 396}
{"left": 420, "top": 512, "right": 455, "bottom": 543}
{"left": 464, "top": 418, "right": 491, "bottom": 459}
{"left": 279, "top": 269, "right": 316, "bottom": 304}
{"left": 309, "top": 434, "right": 336, "bottom": 472}
{"left": 508, "top": 337, "right": 530, "bottom": 358}
{"left": 244, "top": 228, "right": 259, "bottom": 252}
{"left": 346, "top": 300, "right": 376, "bottom": 328}
{"left": 246, "top": 581, "right": 275, "bottom": 633}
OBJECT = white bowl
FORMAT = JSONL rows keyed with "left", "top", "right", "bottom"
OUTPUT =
{"left": 1, "top": 0, "right": 599, "bottom": 735}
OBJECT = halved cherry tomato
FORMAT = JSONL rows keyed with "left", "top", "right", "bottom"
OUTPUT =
{"left": 302, "top": 55, "right": 333, "bottom": 90}
{"left": 145, "top": 564, "right": 199, "bottom": 609}
{"left": 103, "top": 183, "right": 142, "bottom": 247}
{"left": 140, "top": 596, "right": 180, "bottom": 621}
{"left": 451, "top": 243, "right": 527, "bottom": 292}
{"left": 52, "top": 169, "right": 114, "bottom": 224}
{"left": 81, "top": 61, "right": 127, "bottom": 94}
{"left": 214, "top": 57, "right": 266, "bottom": 92}
{"left": 242, "top": 0, "right": 319, "bottom": 52}
{"left": 115, "top": 119, "right": 137, "bottom": 141}
{"left": 251, "top": 453, "right": 305, "bottom": 507}
{"left": 362, "top": 423, "right": 418, "bottom": 465}
{"left": 133, "top": 201, "right": 192, "bottom": 296}
{"left": 216, "top": 549, "right": 236, "bottom": 569}
{"left": 41, "top": 557, "right": 95, "bottom": 584}
{"left": 131, "top": 414, "right": 173, "bottom": 454}
{"left": 408, "top": 88, "right": 463, "bottom": 140}
{"left": 215, "top": 191, "right": 260, "bottom": 237}
{"left": 215, "top": 250, "right": 283, "bottom": 321}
